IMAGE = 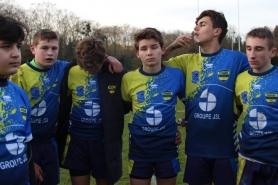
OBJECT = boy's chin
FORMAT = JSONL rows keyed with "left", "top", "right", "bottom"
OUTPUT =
{"left": 8, "top": 68, "right": 19, "bottom": 76}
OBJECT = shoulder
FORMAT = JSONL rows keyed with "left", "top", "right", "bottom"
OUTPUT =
{"left": 223, "top": 49, "right": 247, "bottom": 59}
{"left": 8, "top": 81, "right": 29, "bottom": 97}
{"left": 17, "top": 63, "right": 29, "bottom": 73}
{"left": 236, "top": 70, "right": 249, "bottom": 81}
{"left": 167, "top": 53, "right": 200, "bottom": 61}
{"left": 124, "top": 68, "right": 139, "bottom": 75}
{"left": 54, "top": 60, "right": 69, "bottom": 69}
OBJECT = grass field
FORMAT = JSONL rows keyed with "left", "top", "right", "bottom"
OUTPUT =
{"left": 59, "top": 100, "right": 187, "bottom": 185}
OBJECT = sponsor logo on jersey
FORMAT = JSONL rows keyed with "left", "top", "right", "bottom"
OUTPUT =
{"left": 162, "top": 91, "right": 173, "bottom": 101}
{"left": 146, "top": 106, "right": 162, "bottom": 126}
{"left": 199, "top": 89, "right": 217, "bottom": 111}
{"left": 253, "top": 85, "right": 261, "bottom": 90}
{"left": 249, "top": 108, "right": 267, "bottom": 129}
{"left": 205, "top": 64, "right": 213, "bottom": 68}
{"left": 76, "top": 86, "right": 84, "bottom": 96}
{"left": 217, "top": 70, "right": 230, "bottom": 82}
{"left": 84, "top": 101, "right": 100, "bottom": 116}
{"left": 3, "top": 95, "right": 12, "bottom": 102}
{"left": 192, "top": 70, "right": 199, "bottom": 84}
{"left": 151, "top": 84, "right": 158, "bottom": 89}
{"left": 108, "top": 84, "right": 116, "bottom": 95}
{"left": 136, "top": 90, "right": 145, "bottom": 103}
{"left": 241, "top": 91, "right": 248, "bottom": 104}
{"left": 265, "top": 92, "right": 278, "bottom": 103}
{"left": 31, "top": 100, "right": 47, "bottom": 117}
{"left": 30, "top": 86, "right": 40, "bottom": 99}
{"left": 89, "top": 80, "right": 97, "bottom": 92}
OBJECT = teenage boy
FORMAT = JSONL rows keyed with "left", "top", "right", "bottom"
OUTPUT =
{"left": 163, "top": 10, "right": 250, "bottom": 185}
{"left": 11, "top": 29, "right": 124, "bottom": 184}
{"left": 10, "top": 29, "right": 68, "bottom": 185}
{"left": 0, "top": 14, "right": 32, "bottom": 184}
{"left": 56, "top": 36, "right": 130, "bottom": 185}
{"left": 235, "top": 28, "right": 278, "bottom": 185}
{"left": 121, "top": 27, "right": 185, "bottom": 185}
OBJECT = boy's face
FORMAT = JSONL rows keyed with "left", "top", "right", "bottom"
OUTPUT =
{"left": 246, "top": 36, "right": 277, "bottom": 73}
{"left": 136, "top": 38, "right": 165, "bottom": 68}
{"left": 30, "top": 39, "right": 59, "bottom": 69}
{"left": 0, "top": 40, "right": 21, "bottom": 78}
{"left": 194, "top": 16, "right": 220, "bottom": 46}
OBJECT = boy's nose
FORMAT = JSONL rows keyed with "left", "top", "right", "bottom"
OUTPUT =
{"left": 11, "top": 46, "right": 20, "bottom": 58}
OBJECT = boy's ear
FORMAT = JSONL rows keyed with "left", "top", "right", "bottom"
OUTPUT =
{"left": 136, "top": 50, "right": 140, "bottom": 58}
{"left": 270, "top": 47, "right": 277, "bottom": 58}
{"left": 30, "top": 44, "right": 36, "bottom": 55}
{"left": 214, "top": 28, "right": 222, "bottom": 37}
{"left": 161, "top": 46, "right": 166, "bottom": 55}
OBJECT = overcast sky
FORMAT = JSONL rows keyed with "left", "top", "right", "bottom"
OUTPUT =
{"left": 20, "top": 0, "right": 278, "bottom": 38}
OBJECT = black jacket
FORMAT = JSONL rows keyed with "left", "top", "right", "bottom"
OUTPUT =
{"left": 56, "top": 59, "right": 131, "bottom": 185}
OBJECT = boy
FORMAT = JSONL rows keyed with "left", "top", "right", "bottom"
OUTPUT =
{"left": 235, "top": 28, "right": 278, "bottom": 185}
{"left": 10, "top": 29, "right": 68, "bottom": 185}
{"left": 163, "top": 10, "right": 249, "bottom": 185}
{"left": 57, "top": 36, "right": 130, "bottom": 185}
{"left": 0, "top": 14, "right": 32, "bottom": 184}
{"left": 11, "top": 29, "right": 123, "bottom": 185}
{"left": 121, "top": 28, "right": 185, "bottom": 185}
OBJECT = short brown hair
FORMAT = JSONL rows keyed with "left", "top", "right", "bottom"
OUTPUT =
{"left": 0, "top": 14, "right": 28, "bottom": 43}
{"left": 246, "top": 27, "right": 276, "bottom": 50}
{"left": 32, "top": 29, "right": 59, "bottom": 46}
{"left": 76, "top": 36, "right": 106, "bottom": 74}
{"left": 134, "top": 27, "right": 164, "bottom": 50}
{"left": 196, "top": 10, "right": 228, "bottom": 44}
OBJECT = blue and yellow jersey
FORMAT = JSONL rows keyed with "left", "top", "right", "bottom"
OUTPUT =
{"left": 235, "top": 67, "right": 278, "bottom": 167}
{"left": 10, "top": 60, "right": 68, "bottom": 142}
{"left": 67, "top": 66, "right": 103, "bottom": 140}
{"left": 121, "top": 65, "right": 185, "bottom": 162}
{"left": 0, "top": 79, "right": 32, "bottom": 184}
{"left": 164, "top": 48, "right": 249, "bottom": 158}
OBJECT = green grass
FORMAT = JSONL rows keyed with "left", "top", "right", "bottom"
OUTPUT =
{"left": 59, "top": 100, "right": 187, "bottom": 185}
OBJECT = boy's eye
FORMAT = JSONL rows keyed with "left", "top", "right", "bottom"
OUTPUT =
{"left": 151, "top": 45, "right": 158, "bottom": 49}
{"left": 17, "top": 43, "right": 22, "bottom": 49}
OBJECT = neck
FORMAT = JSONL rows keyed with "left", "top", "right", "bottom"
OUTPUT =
{"left": 142, "top": 64, "right": 162, "bottom": 74}
{"left": 252, "top": 63, "right": 273, "bottom": 73}
{"left": 200, "top": 40, "right": 221, "bottom": 54}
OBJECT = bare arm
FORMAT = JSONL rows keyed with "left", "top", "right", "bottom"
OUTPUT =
{"left": 162, "top": 34, "right": 192, "bottom": 61}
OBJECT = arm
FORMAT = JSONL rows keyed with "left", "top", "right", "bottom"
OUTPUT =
{"left": 107, "top": 56, "right": 123, "bottom": 74}
{"left": 162, "top": 34, "right": 192, "bottom": 61}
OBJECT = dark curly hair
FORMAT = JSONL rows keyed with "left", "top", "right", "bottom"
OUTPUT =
{"left": 76, "top": 36, "right": 106, "bottom": 74}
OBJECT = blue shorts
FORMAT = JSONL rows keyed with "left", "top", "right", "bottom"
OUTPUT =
{"left": 63, "top": 137, "right": 107, "bottom": 179}
{"left": 237, "top": 156, "right": 278, "bottom": 185}
{"left": 128, "top": 158, "right": 180, "bottom": 179}
{"left": 183, "top": 156, "right": 237, "bottom": 185}
{"left": 31, "top": 138, "right": 60, "bottom": 185}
